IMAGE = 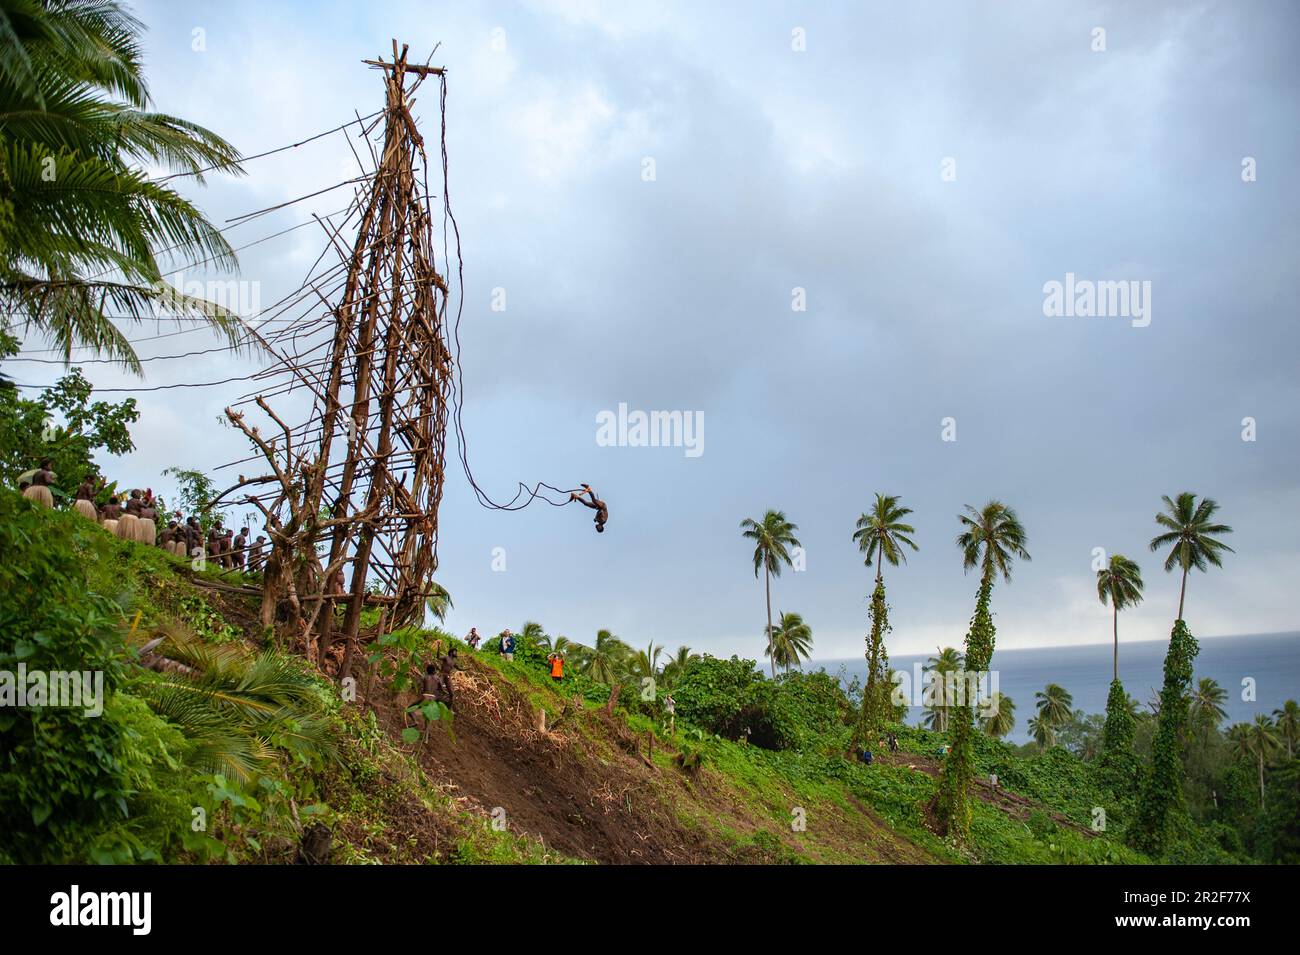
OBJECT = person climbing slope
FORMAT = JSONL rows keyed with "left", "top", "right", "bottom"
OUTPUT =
{"left": 438, "top": 648, "right": 459, "bottom": 710}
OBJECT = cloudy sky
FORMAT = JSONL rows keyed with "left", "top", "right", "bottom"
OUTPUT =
{"left": 10, "top": 1, "right": 1300, "bottom": 660}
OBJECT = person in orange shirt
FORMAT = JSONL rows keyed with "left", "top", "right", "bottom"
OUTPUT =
{"left": 548, "top": 652, "right": 564, "bottom": 683}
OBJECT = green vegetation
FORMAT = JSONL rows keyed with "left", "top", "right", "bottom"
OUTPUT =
{"left": 739, "top": 509, "right": 801, "bottom": 678}
{"left": 1096, "top": 553, "right": 1144, "bottom": 682}
{"left": 1098, "top": 679, "right": 1139, "bottom": 794}
{"left": 3, "top": 484, "right": 1293, "bottom": 865}
{"left": 1129, "top": 492, "right": 1234, "bottom": 854}
{"left": 765, "top": 612, "right": 813, "bottom": 673}
{"left": 0, "top": 488, "right": 564, "bottom": 863}
{"left": 937, "top": 500, "right": 1030, "bottom": 840}
{"left": 1129, "top": 620, "right": 1199, "bottom": 855}
{"left": 851, "top": 493, "right": 916, "bottom": 746}
{"left": 0, "top": 0, "right": 248, "bottom": 371}
{"left": 0, "top": 334, "right": 139, "bottom": 494}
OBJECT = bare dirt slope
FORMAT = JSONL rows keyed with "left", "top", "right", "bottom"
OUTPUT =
{"left": 368, "top": 654, "right": 941, "bottom": 864}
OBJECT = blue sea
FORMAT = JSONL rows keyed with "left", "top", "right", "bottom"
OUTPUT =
{"left": 806, "top": 632, "right": 1300, "bottom": 744}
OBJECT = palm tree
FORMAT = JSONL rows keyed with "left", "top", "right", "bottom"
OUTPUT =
{"left": 631, "top": 641, "right": 663, "bottom": 682}
{"left": 1273, "top": 700, "right": 1300, "bottom": 758}
{"left": 981, "top": 692, "right": 1016, "bottom": 739}
{"left": 941, "top": 499, "right": 1029, "bottom": 830}
{"left": 923, "top": 647, "right": 964, "bottom": 733}
{"left": 957, "top": 500, "right": 1032, "bottom": 597}
{"left": 425, "top": 582, "right": 453, "bottom": 624}
{"left": 1149, "top": 493, "right": 1234, "bottom": 621}
{"left": 136, "top": 627, "right": 333, "bottom": 782}
{"left": 1096, "top": 554, "right": 1143, "bottom": 681}
{"left": 582, "top": 629, "right": 627, "bottom": 685}
{"left": 519, "top": 620, "right": 546, "bottom": 649}
{"left": 764, "top": 612, "right": 813, "bottom": 672}
{"left": 852, "top": 493, "right": 918, "bottom": 582}
{"left": 740, "top": 510, "right": 801, "bottom": 678}
{"left": 0, "top": 0, "right": 249, "bottom": 371}
{"left": 852, "top": 493, "right": 917, "bottom": 739}
{"left": 660, "top": 646, "right": 697, "bottom": 689}
{"left": 1028, "top": 714, "right": 1054, "bottom": 749}
{"left": 1229, "top": 715, "right": 1281, "bottom": 808}
{"left": 1188, "top": 677, "right": 1228, "bottom": 734}
{"left": 1035, "top": 683, "right": 1074, "bottom": 729}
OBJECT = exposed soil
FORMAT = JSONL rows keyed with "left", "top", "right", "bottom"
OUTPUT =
{"left": 198, "top": 588, "right": 1056, "bottom": 864}
{"left": 366, "top": 656, "right": 726, "bottom": 864}
{"left": 361, "top": 654, "right": 944, "bottom": 864}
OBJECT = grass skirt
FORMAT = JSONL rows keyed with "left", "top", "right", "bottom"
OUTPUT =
{"left": 73, "top": 499, "right": 98, "bottom": 520}
{"left": 22, "top": 485, "right": 54, "bottom": 508}
{"left": 116, "top": 513, "right": 140, "bottom": 541}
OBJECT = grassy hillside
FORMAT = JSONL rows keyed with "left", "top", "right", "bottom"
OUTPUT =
{"left": 0, "top": 488, "right": 1238, "bottom": 864}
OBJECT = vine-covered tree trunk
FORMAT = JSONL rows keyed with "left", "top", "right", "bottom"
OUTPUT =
{"left": 936, "top": 574, "right": 996, "bottom": 840}
{"left": 1128, "top": 620, "right": 1198, "bottom": 856}
{"left": 856, "top": 577, "right": 891, "bottom": 747}
{"left": 1098, "top": 678, "right": 1139, "bottom": 796}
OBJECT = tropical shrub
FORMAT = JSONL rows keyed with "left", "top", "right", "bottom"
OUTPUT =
{"left": 0, "top": 489, "right": 131, "bottom": 861}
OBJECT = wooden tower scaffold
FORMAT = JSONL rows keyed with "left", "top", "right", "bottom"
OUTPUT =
{"left": 222, "top": 42, "right": 452, "bottom": 673}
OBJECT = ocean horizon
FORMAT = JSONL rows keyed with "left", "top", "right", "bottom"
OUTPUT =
{"left": 805, "top": 631, "right": 1300, "bottom": 744}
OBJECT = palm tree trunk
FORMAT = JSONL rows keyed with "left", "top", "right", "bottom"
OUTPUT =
{"left": 1258, "top": 754, "right": 1266, "bottom": 809}
{"left": 1178, "top": 566, "right": 1188, "bottom": 621}
{"left": 764, "top": 564, "right": 775, "bottom": 679}
{"left": 1112, "top": 603, "right": 1119, "bottom": 682}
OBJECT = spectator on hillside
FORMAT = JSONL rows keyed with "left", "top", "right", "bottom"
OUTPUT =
{"left": 465, "top": 627, "right": 481, "bottom": 650}
{"left": 499, "top": 629, "right": 515, "bottom": 661}
{"left": 72, "top": 474, "right": 101, "bottom": 521}
{"left": 100, "top": 495, "right": 122, "bottom": 527}
{"left": 248, "top": 535, "right": 267, "bottom": 572}
{"left": 21, "top": 459, "right": 56, "bottom": 508}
